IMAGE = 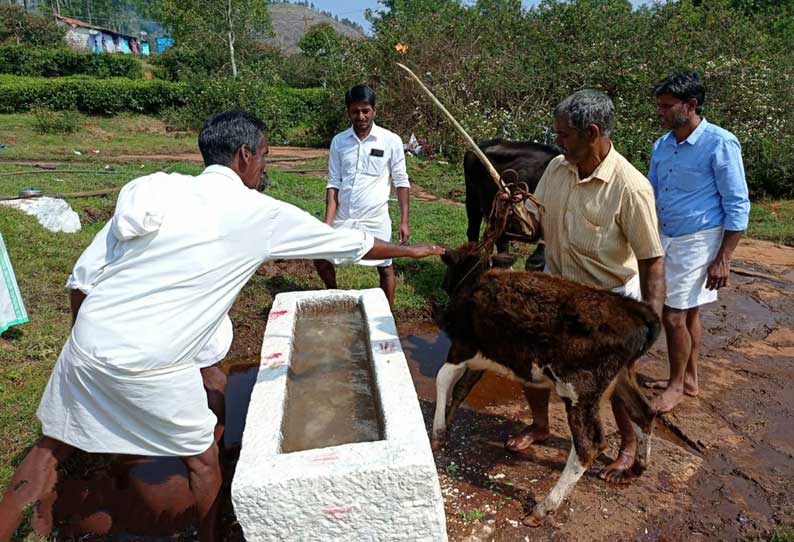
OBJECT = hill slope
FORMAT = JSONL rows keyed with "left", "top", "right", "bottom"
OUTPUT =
{"left": 266, "top": 3, "right": 365, "bottom": 55}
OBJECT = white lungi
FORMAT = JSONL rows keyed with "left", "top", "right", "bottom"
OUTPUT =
{"left": 331, "top": 213, "right": 392, "bottom": 267}
{"left": 661, "top": 226, "right": 723, "bottom": 310}
{"left": 612, "top": 272, "right": 642, "bottom": 301}
{"left": 38, "top": 336, "right": 217, "bottom": 456}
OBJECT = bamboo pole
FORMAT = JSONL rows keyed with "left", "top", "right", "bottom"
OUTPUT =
{"left": 396, "top": 62, "right": 508, "bottom": 194}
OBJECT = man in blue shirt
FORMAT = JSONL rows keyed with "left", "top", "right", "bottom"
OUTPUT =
{"left": 647, "top": 72, "right": 750, "bottom": 413}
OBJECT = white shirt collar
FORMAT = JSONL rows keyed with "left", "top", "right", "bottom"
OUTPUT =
{"left": 201, "top": 164, "right": 243, "bottom": 184}
{"left": 345, "top": 122, "right": 381, "bottom": 143}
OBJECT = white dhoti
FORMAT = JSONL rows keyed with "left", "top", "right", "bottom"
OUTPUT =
{"left": 0, "top": 231, "right": 29, "bottom": 335}
{"left": 331, "top": 213, "right": 392, "bottom": 267}
{"left": 611, "top": 272, "right": 642, "bottom": 301}
{"left": 37, "top": 337, "right": 217, "bottom": 456}
{"left": 661, "top": 226, "right": 724, "bottom": 310}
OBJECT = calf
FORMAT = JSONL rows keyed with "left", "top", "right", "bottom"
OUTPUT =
{"left": 433, "top": 244, "right": 659, "bottom": 526}
{"left": 464, "top": 139, "right": 559, "bottom": 266}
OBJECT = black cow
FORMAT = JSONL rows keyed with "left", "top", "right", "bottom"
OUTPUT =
{"left": 464, "top": 139, "right": 560, "bottom": 269}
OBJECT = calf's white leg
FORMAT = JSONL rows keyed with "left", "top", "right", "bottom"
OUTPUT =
{"left": 524, "top": 447, "right": 588, "bottom": 527}
{"left": 432, "top": 362, "right": 468, "bottom": 448}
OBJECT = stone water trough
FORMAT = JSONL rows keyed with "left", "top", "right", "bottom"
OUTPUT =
{"left": 232, "top": 289, "right": 448, "bottom": 541}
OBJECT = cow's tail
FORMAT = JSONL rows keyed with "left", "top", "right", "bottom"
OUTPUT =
{"left": 626, "top": 298, "right": 662, "bottom": 359}
{"left": 613, "top": 367, "right": 656, "bottom": 431}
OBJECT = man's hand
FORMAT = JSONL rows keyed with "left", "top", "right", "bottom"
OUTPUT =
{"left": 399, "top": 222, "right": 410, "bottom": 244}
{"left": 408, "top": 243, "right": 445, "bottom": 258}
{"left": 706, "top": 253, "right": 730, "bottom": 290}
{"left": 496, "top": 189, "right": 525, "bottom": 203}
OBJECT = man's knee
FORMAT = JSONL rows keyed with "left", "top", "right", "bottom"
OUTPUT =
{"left": 662, "top": 306, "right": 688, "bottom": 330}
{"left": 377, "top": 265, "right": 394, "bottom": 278}
{"left": 183, "top": 444, "right": 220, "bottom": 474}
{"left": 200, "top": 366, "right": 226, "bottom": 394}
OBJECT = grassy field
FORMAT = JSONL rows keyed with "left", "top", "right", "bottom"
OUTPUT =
{"left": 1, "top": 111, "right": 793, "bottom": 492}
{"left": 0, "top": 112, "right": 197, "bottom": 161}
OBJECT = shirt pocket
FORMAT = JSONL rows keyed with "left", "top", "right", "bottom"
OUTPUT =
{"left": 671, "top": 166, "right": 708, "bottom": 192}
{"left": 565, "top": 210, "right": 605, "bottom": 257}
{"left": 362, "top": 153, "right": 386, "bottom": 177}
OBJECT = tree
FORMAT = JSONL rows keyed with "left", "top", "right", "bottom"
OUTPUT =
{"left": 160, "top": 0, "right": 272, "bottom": 79}
{"left": 0, "top": 4, "right": 64, "bottom": 46}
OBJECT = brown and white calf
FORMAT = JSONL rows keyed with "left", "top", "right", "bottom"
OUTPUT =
{"left": 433, "top": 244, "right": 660, "bottom": 526}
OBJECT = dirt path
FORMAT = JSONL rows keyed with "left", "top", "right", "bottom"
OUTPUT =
{"left": 0, "top": 146, "right": 329, "bottom": 168}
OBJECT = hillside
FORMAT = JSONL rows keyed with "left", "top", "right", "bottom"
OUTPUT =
{"left": 266, "top": 3, "right": 365, "bottom": 55}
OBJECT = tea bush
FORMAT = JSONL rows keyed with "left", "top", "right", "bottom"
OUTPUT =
{"left": 0, "top": 75, "right": 185, "bottom": 115}
{"left": 164, "top": 79, "right": 344, "bottom": 146}
{"left": 0, "top": 46, "right": 143, "bottom": 79}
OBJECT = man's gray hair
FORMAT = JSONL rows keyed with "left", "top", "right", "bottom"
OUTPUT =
{"left": 553, "top": 89, "right": 615, "bottom": 137}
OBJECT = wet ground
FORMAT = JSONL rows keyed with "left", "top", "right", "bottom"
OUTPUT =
{"left": 44, "top": 240, "right": 792, "bottom": 541}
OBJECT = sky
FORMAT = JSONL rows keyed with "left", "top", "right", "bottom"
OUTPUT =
{"left": 309, "top": 0, "right": 653, "bottom": 34}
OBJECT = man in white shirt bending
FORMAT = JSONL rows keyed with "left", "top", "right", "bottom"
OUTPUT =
{"left": 314, "top": 85, "right": 411, "bottom": 307}
{"left": 0, "top": 110, "right": 442, "bottom": 542}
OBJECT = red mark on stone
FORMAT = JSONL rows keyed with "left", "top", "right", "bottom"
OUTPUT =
{"left": 268, "top": 310, "right": 288, "bottom": 320}
{"left": 310, "top": 454, "right": 339, "bottom": 463}
{"left": 322, "top": 506, "right": 352, "bottom": 518}
{"left": 261, "top": 353, "right": 285, "bottom": 368}
{"left": 377, "top": 341, "right": 396, "bottom": 353}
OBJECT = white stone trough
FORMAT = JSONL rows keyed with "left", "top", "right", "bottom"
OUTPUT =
{"left": 232, "top": 288, "right": 448, "bottom": 542}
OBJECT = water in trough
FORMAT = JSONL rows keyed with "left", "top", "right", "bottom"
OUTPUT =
{"left": 280, "top": 300, "right": 384, "bottom": 453}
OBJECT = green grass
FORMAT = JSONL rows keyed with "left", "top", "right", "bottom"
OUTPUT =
{"left": 748, "top": 199, "right": 794, "bottom": 246}
{"left": 770, "top": 528, "right": 794, "bottom": 542}
{"left": 0, "top": 112, "right": 197, "bottom": 162}
{"left": 458, "top": 509, "right": 485, "bottom": 523}
{"left": 407, "top": 154, "right": 466, "bottom": 202}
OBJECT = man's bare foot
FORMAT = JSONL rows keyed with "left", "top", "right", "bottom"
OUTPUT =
{"left": 652, "top": 386, "right": 687, "bottom": 413}
{"left": 598, "top": 450, "right": 637, "bottom": 485}
{"left": 505, "top": 425, "right": 550, "bottom": 452}
{"left": 643, "top": 378, "right": 698, "bottom": 396}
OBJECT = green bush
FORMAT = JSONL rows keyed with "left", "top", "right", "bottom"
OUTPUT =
{"left": 30, "top": 106, "right": 81, "bottom": 134}
{"left": 0, "top": 46, "right": 143, "bottom": 78}
{"left": 164, "top": 78, "right": 345, "bottom": 146}
{"left": 0, "top": 75, "right": 185, "bottom": 115}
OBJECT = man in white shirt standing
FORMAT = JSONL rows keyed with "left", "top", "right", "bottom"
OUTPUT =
{"left": 314, "top": 85, "right": 411, "bottom": 307}
{"left": 0, "top": 110, "right": 443, "bottom": 541}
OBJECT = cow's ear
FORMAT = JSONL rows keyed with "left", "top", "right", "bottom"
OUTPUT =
{"left": 441, "top": 250, "right": 459, "bottom": 267}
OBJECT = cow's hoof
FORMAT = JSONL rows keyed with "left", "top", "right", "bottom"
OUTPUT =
{"left": 522, "top": 514, "right": 543, "bottom": 527}
{"left": 430, "top": 438, "right": 445, "bottom": 452}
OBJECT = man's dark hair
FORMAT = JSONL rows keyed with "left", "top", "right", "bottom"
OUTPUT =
{"left": 653, "top": 72, "right": 705, "bottom": 114}
{"left": 345, "top": 85, "right": 376, "bottom": 109}
{"left": 198, "top": 110, "right": 266, "bottom": 167}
